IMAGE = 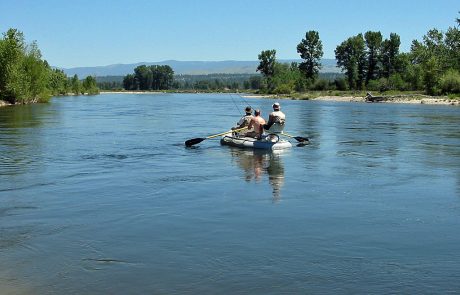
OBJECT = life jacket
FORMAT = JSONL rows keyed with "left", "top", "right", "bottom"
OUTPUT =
{"left": 264, "top": 111, "right": 286, "bottom": 133}
{"left": 270, "top": 111, "right": 285, "bottom": 125}
{"left": 238, "top": 114, "right": 253, "bottom": 128}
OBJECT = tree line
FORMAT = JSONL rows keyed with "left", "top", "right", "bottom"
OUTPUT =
{"left": 0, "top": 28, "right": 99, "bottom": 104}
{"left": 173, "top": 74, "right": 261, "bottom": 91}
{"left": 111, "top": 72, "right": 341, "bottom": 92}
{"left": 257, "top": 13, "right": 460, "bottom": 96}
{"left": 122, "top": 66, "right": 266, "bottom": 91}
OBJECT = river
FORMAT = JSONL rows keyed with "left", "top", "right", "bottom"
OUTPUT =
{"left": 1, "top": 93, "right": 459, "bottom": 294}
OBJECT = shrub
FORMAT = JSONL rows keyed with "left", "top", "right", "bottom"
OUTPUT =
{"left": 388, "top": 74, "right": 408, "bottom": 91}
{"left": 439, "top": 69, "right": 460, "bottom": 94}
{"left": 274, "top": 84, "right": 293, "bottom": 94}
{"left": 366, "top": 79, "right": 380, "bottom": 91}
{"left": 294, "top": 77, "right": 309, "bottom": 92}
{"left": 334, "top": 78, "right": 348, "bottom": 91}
{"left": 312, "top": 79, "right": 328, "bottom": 91}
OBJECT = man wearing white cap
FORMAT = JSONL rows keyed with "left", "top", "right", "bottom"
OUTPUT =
{"left": 264, "top": 102, "right": 286, "bottom": 132}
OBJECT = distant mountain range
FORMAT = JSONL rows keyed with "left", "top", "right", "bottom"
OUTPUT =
{"left": 60, "top": 59, "right": 340, "bottom": 77}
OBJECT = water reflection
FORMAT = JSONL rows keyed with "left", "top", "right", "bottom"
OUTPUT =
{"left": 226, "top": 148, "right": 285, "bottom": 201}
{"left": 0, "top": 104, "right": 52, "bottom": 178}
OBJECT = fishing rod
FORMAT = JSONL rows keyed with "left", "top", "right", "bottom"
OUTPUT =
{"left": 237, "top": 90, "right": 253, "bottom": 110}
{"left": 229, "top": 92, "right": 242, "bottom": 116}
{"left": 225, "top": 77, "right": 256, "bottom": 116}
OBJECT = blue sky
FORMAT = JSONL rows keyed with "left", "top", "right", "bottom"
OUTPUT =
{"left": 1, "top": 0, "right": 458, "bottom": 68}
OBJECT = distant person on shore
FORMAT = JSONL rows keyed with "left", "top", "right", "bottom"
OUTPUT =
{"left": 263, "top": 102, "right": 285, "bottom": 133}
{"left": 246, "top": 109, "right": 266, "bottom": 138}
{"left": 232, "top": 106, "right": 253, "bottom": 132}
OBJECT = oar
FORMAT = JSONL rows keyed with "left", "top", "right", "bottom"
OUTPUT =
{"left": 185, "top": 127, "right": 247, "bottom": 147}
{"left": 280, "top": 132, "right": 309, "bottom": 143}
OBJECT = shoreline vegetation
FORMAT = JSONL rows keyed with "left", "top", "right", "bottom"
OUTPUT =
{"left": 2, "top": 13, "right": 459, "bottom": 108}
{"left": 0, "top": 29, "right": 99, "bottom": 106}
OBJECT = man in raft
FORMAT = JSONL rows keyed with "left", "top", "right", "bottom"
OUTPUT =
{"left": 232, "top": 106, "right": 253, "bottom": 133}
{"left": 263, "top": 102, "right": 285, "bottom": 133}
{"left": 246, "top": 109, "right": 266, "bottom": 139}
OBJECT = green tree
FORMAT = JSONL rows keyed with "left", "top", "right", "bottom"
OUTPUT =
{"left": 0, "top": 28, "right": 103, "bottom": 103}
{"left": 381, "top": 33, "right": 401, "bottom": 78}
{"left": 296, "top": 30, "right": 323, "bottom": 82}
{"left": 257, "top": 49, "right": 277, "bottom": 77}
{"left": 257, "top": 49, "right": 277, "bottom": 92}
{"left": 249, "top": 76, "right": 262, "bottom": 90}
{"left": 408, "top": 22, "right": 459, "bottom": 93}
{"left": 0, "top": 29, "right": 55, "bottom": 103}
{"left": 71, "top": 74, "right": 81, "bottom": 94}
{"left": 123, "top": 74, "right": 136, "bottom": 90}
{"left": 422, "top": 29, "right": 449, "bottom": 70}
{"left": 423, "top": 56, "right": 441, "bottom": 95}
{"left": 335, "top": 34, "right": 366, "bottom": 89}
{"left": 364, "top": 31, "right": 382, "bottom": 84}
{"left": 0, "top": 28, "right": 26, "bottom": 103}
{"left": 445, "top": 26, "right": 460, "bottom": 70}
{"left": 271, "top": 62, "right": 302, "bottom": 94}
{"left": 150, "top": 65, "right": 174, "bottom": 90}
{"left": 126, "top": 64, "right": 174, "bottom": 91}
{"left": 134, "top": 65, "right": 150, "bottom": 90}
{"left": 82, "top": 76, "right": 99, "bottom": 95}
{"left": 48, "top": 69, "right": 68, "bottom": 95}
{"left": 23, "top": 42, "right": 50, "bottom": 101}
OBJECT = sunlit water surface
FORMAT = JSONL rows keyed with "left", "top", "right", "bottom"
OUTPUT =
{"left": 1, "top": 93, "right": 459, "bottom": 294}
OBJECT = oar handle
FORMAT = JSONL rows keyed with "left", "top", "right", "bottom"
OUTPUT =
{"left": 206, "top": 127, "right": 247, "bottom": 139}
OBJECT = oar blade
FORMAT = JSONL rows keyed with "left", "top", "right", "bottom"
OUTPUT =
{"left": 185, "top": 138, "right": 205, "bottom": 147}
{"left": 294, "top": 136, "right": 309, "bottom": 143}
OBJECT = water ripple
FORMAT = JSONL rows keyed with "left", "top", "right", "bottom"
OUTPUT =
{"left": 81, "top": 154, "right": 129, "bottom": 160}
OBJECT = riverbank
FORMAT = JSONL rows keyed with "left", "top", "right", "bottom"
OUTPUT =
{"left": 242, "top": 93, "right": 460, "bottom": 106}
{"left": 312, "top": 95, "right": 459, "bottom": 105}
{"left": 100, "top": 91, "right": 168, "bottom": 95}
{"left": 0, "top": 100, "right": 11, "bottom": 107}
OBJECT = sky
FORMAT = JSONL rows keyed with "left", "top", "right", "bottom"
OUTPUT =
{"left": 1, "top": 0, "right": 458, "bottom": 68}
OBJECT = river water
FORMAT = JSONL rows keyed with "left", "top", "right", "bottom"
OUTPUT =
{"left": 0, "top": 93, "right": 459, "bottom": 294}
